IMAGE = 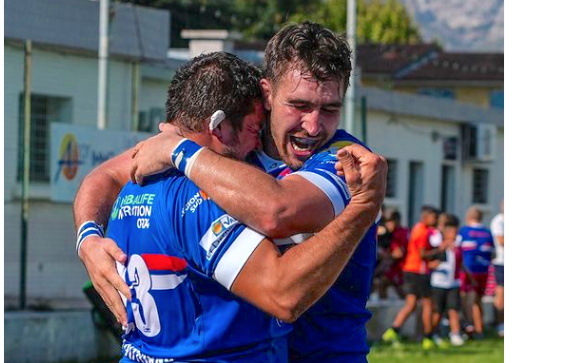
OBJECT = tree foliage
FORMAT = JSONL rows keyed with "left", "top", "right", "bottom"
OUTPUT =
{"left": 288, "top": 0, "right": 422, "bottom": 44}
{"left": 119, "top": 0, "right": 421, "bottom": 46}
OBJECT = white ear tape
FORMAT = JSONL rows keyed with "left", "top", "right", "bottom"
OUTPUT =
{"left": 209, "top": 110, "right": 226, "bottom": 131}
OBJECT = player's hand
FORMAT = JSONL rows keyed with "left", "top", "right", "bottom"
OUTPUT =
{"left": 130, "top": 126, "right": 184, "bottom": 185}
{"left": 335, "top": 144, "right": 387, "bottom": 216}
{"left": 79, "top": 236, "right": 130, "bottom": 325}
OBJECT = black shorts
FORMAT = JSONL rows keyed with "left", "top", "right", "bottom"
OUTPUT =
{"left": 431, "top": 287, "right": 461, "bottom": 314}
{"left": 494, "top": 265, "right": 504, "bottom": 287}
{"left": 403, "top": 272, "right": 431, "bottom": 299}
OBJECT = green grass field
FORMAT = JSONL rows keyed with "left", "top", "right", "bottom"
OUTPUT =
{"left": 368, "top": 337, "right": 504, "bottom": 363}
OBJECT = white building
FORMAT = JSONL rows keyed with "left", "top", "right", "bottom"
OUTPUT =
{"left": 4, "top": 0, "right": 175, "bottom": 307}
{"left": 4, "top": 0, "right": 503, "bottom": 308}
{"left": 358, "top": 87, "right": 503, "bottom": 226}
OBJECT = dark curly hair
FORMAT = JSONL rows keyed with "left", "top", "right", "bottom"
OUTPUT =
{"left": 166, "top": 52, "right": 263, "bottom": 133}
{"left": 264, "top": 21, "right": 352, "bottom": 92}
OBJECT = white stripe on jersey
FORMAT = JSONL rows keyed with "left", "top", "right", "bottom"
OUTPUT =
{"left": 213, "top": 227, "right": 266, "bottom": 290}
{"left": 151, "top": 274, "right": 187, "bottom": 290}
{"left": 274, "top": 233, "right": 313, "bottom": 246}
{"left": 293, "top": 170, "right": 347, "bottom": 216}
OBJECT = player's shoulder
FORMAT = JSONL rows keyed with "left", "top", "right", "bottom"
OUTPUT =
{"left": 302, "top": 130, "right": 368, "bottom": 169}
{"left": 321, "top": 129, "right": 368, "bottom": 153}
{"left": 458, "top": 225, "right": 471, "bottom": 235}
{"left": 491, "top": 213, "right": 504, "bottom": 224}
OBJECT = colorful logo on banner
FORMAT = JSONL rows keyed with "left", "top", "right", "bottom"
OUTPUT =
{"left": 54, "top": 133, "right": 82, "bottom": 182}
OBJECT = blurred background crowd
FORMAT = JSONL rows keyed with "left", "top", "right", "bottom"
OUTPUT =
{"left": 371, "top": 201, "right": 504, "bottom": 349}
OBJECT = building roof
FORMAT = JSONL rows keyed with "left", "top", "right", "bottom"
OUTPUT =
{"left": 229, "top": 40, "right": 503, "bottom": 83}
{"left": 4, "top": 0, "right": 170, "bottom": 61}
{"left": 396, "top": 52, "right": 504, "bottom": 82}
{"left": 357, "top": 43, "right": 441, "bottom": 75}
{"left": 359, "top": 86, "right": 503, "bottom": 127}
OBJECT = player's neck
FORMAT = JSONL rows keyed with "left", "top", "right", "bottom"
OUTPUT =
{"left": 262, "top": 130, "right": 281, "bottom": 160}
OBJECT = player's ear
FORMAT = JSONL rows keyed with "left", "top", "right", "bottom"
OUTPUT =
{"left": 260, "top": 78, "right": 272, "bottom": 111}
{"left": 211, "top": 123, "right": 224, "bottom": 141}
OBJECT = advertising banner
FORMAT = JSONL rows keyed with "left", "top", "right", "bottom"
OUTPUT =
{"left": 50, "top": 124, "right": 153, "bottom": 202}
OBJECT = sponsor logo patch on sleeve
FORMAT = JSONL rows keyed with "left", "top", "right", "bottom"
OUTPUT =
{"left": 199, "top": 215, "right": 239, "bottom": 260}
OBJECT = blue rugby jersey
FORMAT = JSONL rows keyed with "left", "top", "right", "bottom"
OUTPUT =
{"left": 457, "top": 225, "right": 495, "bottom": 274}
{"left": 270, "top": 130, "right": 378, "bottom": 363}
{"left": 246, "top": 150, "right": 287, "bottom": 178}
{"left": 108, "top": 171, "right": 291, "bottom": 363}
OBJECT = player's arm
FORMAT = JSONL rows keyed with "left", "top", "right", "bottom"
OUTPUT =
{"left": 428, "top": 259, "right": 441, "bottom": 270}
{"left": 227, "top": 145, "right": 386, "bottom": 322}
{"left": 491, "top": 218, "right": 504, "bottom": 246}
{"left": 73, "top": 149, "right": 134, "bottom": 325}
{"left": 495, "top": 236, "right": 504, "bottom": 246}
{"left": 418, "top": 230, "right": 445, "bottom": 260}
{"left": 131, "top": 132, "right": 335, "bottom": 238}
{"left": 421, "top": 246, "right": 446, "bottom": 260}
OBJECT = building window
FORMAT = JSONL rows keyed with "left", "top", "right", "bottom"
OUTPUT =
{"left": 417, "top": 88, "right": 455, "bottom": 99}
{"left": 490, "top": 90, "right": 504, "bottom": 109}
{"left": 472, "top": 168, "right": 489, "bottom": 204}
{"left": 441, "top": 165, "right": 456, "bottom": 213}
{"left": 138, "top": 107, "right": 165, "bottom": 133}
{"left": 18, "top": 94, "right": 72, "bottom": 182}
{"left": 385, "top": 159, "right": 397, "bottom": 198}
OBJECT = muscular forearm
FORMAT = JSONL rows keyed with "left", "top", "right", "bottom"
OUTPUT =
{"left": 73, "top": 149, "right": 132, "bottom": 230}
{"left": 189, "top": 149, "right": 331, "bottom": 237}
{"left": 261, "top": 202, "right": 377, "bottom": 322}
{"left": 421, "top": 247, "right": 444, "bottom": 260}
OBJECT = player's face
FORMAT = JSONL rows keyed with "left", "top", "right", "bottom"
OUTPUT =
{"left": 263, "top": 68, "right": 343, "bottom": 170}
{"left": 222, "top": 101, "right": 265, "bottom": 160}
{"left": 443, "top": 226, "right": 458, "bottom": 245}
{"left": 423, "top": 212, "right": 438, "bottom": 227}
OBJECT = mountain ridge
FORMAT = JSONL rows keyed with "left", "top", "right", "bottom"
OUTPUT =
{"left": 398, "top": 0, "right": 504, "bottom": 52}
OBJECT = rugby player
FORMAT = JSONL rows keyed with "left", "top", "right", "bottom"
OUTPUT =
{"left": 76, "top": 22, "right": 382, "bottom": 362}
{"left": 381, "top": 205, "right": 439, "bottom": 350}
{"left": 458, "top": 206, "right": 496, "bottom": 339}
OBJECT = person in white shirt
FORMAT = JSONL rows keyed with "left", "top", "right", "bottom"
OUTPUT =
{"left": 490, "top": 200, "right": 504, "bottom": 337}
{"left": 429, "top": 214, "right": 465, "bottom": 347}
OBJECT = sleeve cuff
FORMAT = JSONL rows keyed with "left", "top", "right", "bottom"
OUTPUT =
{"left": 292, "top": 170, "right": 349, "bottom": 216}
{"left": 213, "top": 227, "right": 266, "bottom": 290}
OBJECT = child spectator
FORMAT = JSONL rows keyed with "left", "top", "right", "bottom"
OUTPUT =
{"left": 373, "top": 209, "right": 409, "bottom": 299}
{"left": 429, "top": 214, "right": 465, "bottom": 347}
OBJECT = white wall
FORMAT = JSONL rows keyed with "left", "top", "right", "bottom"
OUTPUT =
{"left": 139, "top": 77, "right": 169, "bottom": 113}
{"left": 4, "top": 43, "right": 135, "bottom": 200}
{"left": 366, "top": 109, "right": 503, "bottom": 226}
{"left": 4, "top": 43, "right": 169, "bottom": 305}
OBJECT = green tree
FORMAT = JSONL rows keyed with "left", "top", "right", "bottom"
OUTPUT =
{"left": 289, "top": 0, "right": 422, "bottom": 44}
{"left": 119, "top": 0, "right": 421, "bottom": 45}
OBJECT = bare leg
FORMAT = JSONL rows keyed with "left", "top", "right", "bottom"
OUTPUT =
{"left": 494, "top": 286, "right": 504, "bottom": 324}
{"left": 471, "top": 292, "right": 483, "bottom": 334}
{"left": 461, "top": 291, "right": 473, "bottom": 328}
{"left": 393, "top": 294, "right": 417, "bottom": 328}
{"left": 432, "top": 311, "right": 441, "bottom": 332}
{"left": 421, "top": 297, "right": 433, "bottom": 335}
{"left": 448, "top": 309, "right": 461, "bottom": 334}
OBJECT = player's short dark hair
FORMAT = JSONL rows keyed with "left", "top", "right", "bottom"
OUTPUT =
{"left": 264, "top": 21, "right": 352, "bottom": 92}
{"left": 421, "top": 205, "right": 439, "bottom": 216}
{"left": 389, "top": 211, "right": 402, "bottom": 224}
{"left": 444, "top": 214, "right": 460, "bottom": 228}
{"left": 166, "top": 52, "right": 263, "bottom": 133}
